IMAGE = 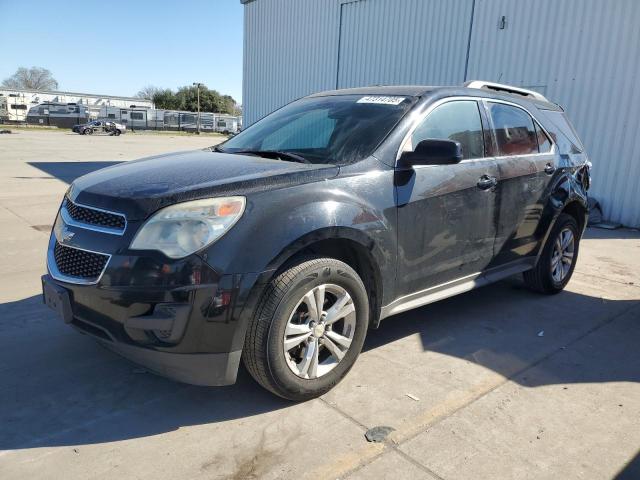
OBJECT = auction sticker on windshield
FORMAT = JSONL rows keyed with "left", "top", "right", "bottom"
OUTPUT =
{"left": 356, "top": 96, "right": 406, "bottom": 105}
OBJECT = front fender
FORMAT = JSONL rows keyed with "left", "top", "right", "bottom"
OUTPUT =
{"left": 201, "top": 165, "right": 397, "bottom": 285}
{"left": 199, "top": 168, "right": 397, "bottom": 353}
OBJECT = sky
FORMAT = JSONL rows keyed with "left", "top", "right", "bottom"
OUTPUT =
{"left": 0, "top": 0, "right": 244, "bottom": 102}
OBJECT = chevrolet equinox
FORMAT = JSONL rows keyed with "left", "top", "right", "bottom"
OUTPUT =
{"left": 42, "top": 81, "right": 591, "bottom": 401}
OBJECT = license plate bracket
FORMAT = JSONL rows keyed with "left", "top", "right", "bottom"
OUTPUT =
{"left": 42, "top": 276, "right": 73, "bottom": 324}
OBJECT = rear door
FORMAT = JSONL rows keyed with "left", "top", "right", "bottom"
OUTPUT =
{"left": 485, "top": 101, "right": 556, "bottom": 266}
{"left": 395, "top": 99, "right": 499, "bottom": 296}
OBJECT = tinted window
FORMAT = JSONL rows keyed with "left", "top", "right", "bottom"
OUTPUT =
{"left": 539, "top": 110, "right": 584, "bottom": 154}
{"left": 411, "top": 101, "right": 484, "bottom": 159}
{"left": 222, "top": 94, "right": 416, "bottom": 165}
{"left": 10, "top": 104, "right": 27, "bottom": 110}
{"left": 488, "top": 103, "right": 537, "bottom": 155}
{"left": 130, "top": 112, "right": 144, "bottom": 120}
{"left": 262, "top": 108, "right": 336, "bottom": 151}
{"left": 535, "top": 122, "right": 552, "bottom": 153}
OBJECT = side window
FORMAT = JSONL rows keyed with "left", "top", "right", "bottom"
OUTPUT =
{"left": 411, "top": 101, "right": 484, "bottom": 160}
{"left": 535, "top": 122, "right": 552, "bottom": 153}
{"left": 488, "top": 103, "right": 538, "bottom": 155}
{"left": 262, "top": 109, "right": 336, "bottom": 151}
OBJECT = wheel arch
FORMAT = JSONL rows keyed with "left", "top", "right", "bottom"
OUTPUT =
{"left": 561, "top": 200, "right": 587, "bottom": 235}
{"left": 228, "top": 227, "right": 386, "bottom": 365}
{"left": 263, "top": 227, "right": 384, "bottom": 329}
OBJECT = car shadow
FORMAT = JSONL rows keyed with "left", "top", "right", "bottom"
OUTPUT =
{"left": 0, "top": 276, "right": 638, "bottom": 451}
{"left": 27, "top": 161, "right": 123, "bottom": 184}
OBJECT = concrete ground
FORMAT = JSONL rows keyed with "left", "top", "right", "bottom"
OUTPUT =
{"left": 0, "top": 130, "right": 638, "bottom": 480}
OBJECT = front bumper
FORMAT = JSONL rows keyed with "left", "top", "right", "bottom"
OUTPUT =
{"left": 99, "top": 339, "right": 241, "bottom": 386}
{"left": 43, "top": 195, "right": 271, "bottom": 386}
{"left": 42, "top": 262, "right": 262, "bottom": 386}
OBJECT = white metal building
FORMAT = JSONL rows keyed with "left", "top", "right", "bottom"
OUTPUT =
{"left": 0, "top": 88, "right": 153, "bottom": 123}
{"left": 241, "top": 0, "right": 640, "bottom": 227}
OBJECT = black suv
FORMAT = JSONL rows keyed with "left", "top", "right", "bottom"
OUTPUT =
{"left": 42, "top": 81, "right": 590, "bottom": 401}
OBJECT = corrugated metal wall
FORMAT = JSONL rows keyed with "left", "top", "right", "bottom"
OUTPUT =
{"left": 243, "top": 0, "right": 473, "bottom": 124}
{"left": 243, "top": 0, "right": 341, "bottom": 125}
{"left": 243, "top": 0, "right": 640, "bottom": 226}
{"left": 337, "top": 0, "right": 473, "bottom": 88}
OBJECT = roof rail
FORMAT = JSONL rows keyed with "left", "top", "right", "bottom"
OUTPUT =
{"left": 463, "top": 80, "right": 549, "bottom": 102}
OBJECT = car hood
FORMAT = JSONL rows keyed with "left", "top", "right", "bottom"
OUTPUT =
{"left": 71, "top": 150, "right": 339, "bottom": 220}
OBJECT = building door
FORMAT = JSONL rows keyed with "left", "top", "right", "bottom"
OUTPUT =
{"left": 336, "top": 0, "right": 474, "bottom": 89}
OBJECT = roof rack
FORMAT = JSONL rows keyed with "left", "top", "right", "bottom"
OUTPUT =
{"left": 463, "top": 80, "right": 549, "bottom": 102}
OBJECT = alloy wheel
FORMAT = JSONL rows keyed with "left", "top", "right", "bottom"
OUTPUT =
{"left": 283, "top": 284, "right": 356, "bottom": 379}
{"left": 551, "top": 227, "right": 575, "bottom": 283}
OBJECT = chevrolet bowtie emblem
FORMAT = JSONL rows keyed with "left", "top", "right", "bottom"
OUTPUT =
{"left": 61, "top": 227, "right": 75, "bottom": 242}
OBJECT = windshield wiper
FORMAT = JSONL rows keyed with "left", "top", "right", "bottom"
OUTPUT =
{"left": 229, "top": 150, "right": 311, "bottom": 164}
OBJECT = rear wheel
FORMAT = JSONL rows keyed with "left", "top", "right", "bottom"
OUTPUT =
{"left": 114, "top": 129, "right": 121, "bottom": 136}
{"left": 243, "top": 257, "right": 369, "bottom": 401}
{"left": 524, "top": 213, "right": 580, "bottom": 294}
{"left": 83, "top": 128, "right": 93, "bottom": 135}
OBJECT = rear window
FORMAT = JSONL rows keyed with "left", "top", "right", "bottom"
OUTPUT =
{"left": 538, "top": 110, "right": 584, "bottom": 154}
{"left": 488, "top": 103, "right": 538, "bottom": 156}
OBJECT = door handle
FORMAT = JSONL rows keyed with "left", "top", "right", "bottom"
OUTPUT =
{"left": 477, "top": 175, "right": 497, "bottom": 190}
{"left": 544, "top": 163, "right": 556, "bottom": 175}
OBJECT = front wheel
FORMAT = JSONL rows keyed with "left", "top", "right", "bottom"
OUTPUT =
{"left": 524, "top": 213, "right": 580, "bottom": 294}
{"left": 113, "top": 129, "right": 121, "bottom": 136}
{"left": 243, "top": 257, "right": 369, "bottom": 401}
{"left": 83, "top": 128, "right": 93, "bottom": 135}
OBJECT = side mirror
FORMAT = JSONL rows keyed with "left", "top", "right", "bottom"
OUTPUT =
{"left": 400, "top": 139, "right": 463, "bottom": 166}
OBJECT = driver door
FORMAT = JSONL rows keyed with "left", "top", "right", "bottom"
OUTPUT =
{"left": 395, "top": 99, "right": 499, "bottom": 297}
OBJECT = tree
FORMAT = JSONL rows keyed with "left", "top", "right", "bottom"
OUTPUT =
{"left": 151, "top": 84, "right": 240, "bottom": 115}
{"left": 152, "top": 89, "right": 182, "bottom": 110}
{"left": 136, "top": 85, "right": 162, "bottom": 101}
{"left": 2, "top": 67, "right": 58, "bottom": 90}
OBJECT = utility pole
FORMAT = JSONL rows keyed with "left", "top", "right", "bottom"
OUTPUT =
{"left": 192, "top": 82, "right": 202, "bottom": 134}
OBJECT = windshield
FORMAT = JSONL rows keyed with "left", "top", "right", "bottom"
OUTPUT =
{"left": 218, "top": 94, "right": 416, "bottom": 165}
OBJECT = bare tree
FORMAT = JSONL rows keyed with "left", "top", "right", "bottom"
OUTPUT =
{"left": 2, "top": 67, "right": 59, "bottom": 90}
{"left": 136, "top": 85, "right": 162, "bottom": 100}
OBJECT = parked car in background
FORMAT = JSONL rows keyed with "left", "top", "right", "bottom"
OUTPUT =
{"left": 42, "top": 81, "right": 590, "bottom": 401}
{"left": 72, "top": 120, "right": 126, "bottom": 136}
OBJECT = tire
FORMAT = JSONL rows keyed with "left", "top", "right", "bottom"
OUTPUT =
{"left": 84, "top": 128, "right": 93, "bottom": 135}
{"left": 243, "top": 257, "right": 369, "bottom": 401}
{"left": 524, "top": 213, "right": 580, "bottom": 294}
{"left": 114, "top": 129, "right": 121, "bottom": 136}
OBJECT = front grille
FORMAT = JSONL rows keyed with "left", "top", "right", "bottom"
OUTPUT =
{"left": 64, "top": 198, "right": 126, "bottom": 231}
{"left": 53, "top": 241, "right": 110, "bottom": 281}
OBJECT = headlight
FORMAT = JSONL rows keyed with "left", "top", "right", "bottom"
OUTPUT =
{"left": 130, "top": 197, "right": 245, "bottom": 258}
